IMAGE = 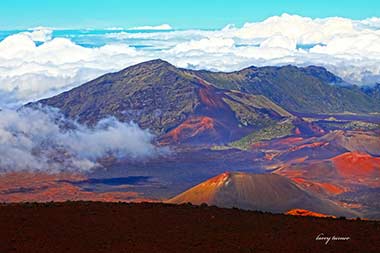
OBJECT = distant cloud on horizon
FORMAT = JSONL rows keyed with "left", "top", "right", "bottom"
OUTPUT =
{"left": 1, "top": 14, "right": 380, "bottom": 107}
{"left": 127, "top": 24, "right": 173, "bottom": 30}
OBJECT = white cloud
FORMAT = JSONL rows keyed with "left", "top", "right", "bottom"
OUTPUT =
{"left": 169, "top": 37, "right": 235, "bottom": 53}
{"left": 1, "top": 14, "right": 380, "bottom": 107}
{"left": 127, "top": 24, "right": 173, "bottom": 30}
{"left": 260, "top": 35, "right": 297, "bottom": 50}
{"left": 105, "top": 27, "right": 125, "bottom": 31}
{"left": 0, "top": 32, "right": 145, "bottom": 106}
{"left": 225, "top": 14, "right": 358, "bottom": 45}
{"left": 358, "top": 17, "right": 380, "bottom": 29}
{"left": 0, "top": 107, "right": 162, "bottom": 173}
{"left": 309, "top": 32, "right": 380, "bottom": 55}
{"left": 23, "top": 27, "right": 53, "bottom": 42}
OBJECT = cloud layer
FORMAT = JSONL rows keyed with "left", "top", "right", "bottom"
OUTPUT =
{"left": 0, "top": 107, "right": 160, "bottom": 173}
{"left": 1, "top": 14, "right": 380, "bottom": 107}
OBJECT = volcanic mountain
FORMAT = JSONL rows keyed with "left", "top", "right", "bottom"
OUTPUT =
{"left": 167, "top": 172, "right": 356, "bottom": 217}
{"left": 30, "top": 59, "right": 380, "bottom": 145}
{"left": 30, "top": 59, "right": 293, "bottom": 144}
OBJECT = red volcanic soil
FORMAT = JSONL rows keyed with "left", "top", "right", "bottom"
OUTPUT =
{"left": 316, "top": 182, "right": 346, "bottom": 195}
{"left": 0, "top": 202, "right": 379, "bottom": 253}
{"left": 159, "top": 78, "right": 241, "bottom": 145}
{"left": 0, "top": 172, "right": 146, "bottom": 202}
{"left": 275, "top": 150, "right": 380, "bottom": 196}
{"left": 292, "top": 177, "right": 346, "bottom": 195}
{"left": 288, "top": 141, "right": 329, "bottom": 152}
{"left": 332, "top": 152, "right": 380, "bottom": 178}
{"left": 275, "top": 136, "right": 304, "bottom": 146}
{"left": 286, "top": 208, "right": 335, "bottom": 218}
{"left": 198, "top": 82, "right": 225, "bottom": 108}
{"left": 160, "top": 116, "right": 220, "bottom": 144}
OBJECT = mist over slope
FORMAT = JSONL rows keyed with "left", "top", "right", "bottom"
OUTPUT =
{"left": 0, "top": 106, "right": 161, "bottom": 173}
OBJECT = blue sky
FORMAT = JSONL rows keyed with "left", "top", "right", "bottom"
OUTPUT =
{"left": 1, "top": 0, "right": 380, "bottom": 29}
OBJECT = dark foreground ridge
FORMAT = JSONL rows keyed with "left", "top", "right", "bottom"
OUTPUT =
{"left": 0, "top": 202, "right": 379, "bottom": 253}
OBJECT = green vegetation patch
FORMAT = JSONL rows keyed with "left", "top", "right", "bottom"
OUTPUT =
{"left": 226, "top": 92, "right": 292, "bottom": 117}
{"left": 229, "top": 121, "right": 295, "bottom": 150}
{"left": 319, "top": 120, "right": 380, "bottom": 131}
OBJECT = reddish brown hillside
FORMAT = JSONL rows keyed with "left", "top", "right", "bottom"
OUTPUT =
{"left": 159, "top": 116, "right": 227, "bottom": 144}
{"left": 332, "top": 152, "right": 380, "bottom": 178}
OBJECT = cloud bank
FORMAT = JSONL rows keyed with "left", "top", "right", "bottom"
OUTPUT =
{"left": 1, "top": 14, "right": 380, "bottom": 107}
{"left": 0, "top": 107, "right": 161, "bottom": 173}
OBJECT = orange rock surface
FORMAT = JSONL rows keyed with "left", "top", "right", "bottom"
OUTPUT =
{"left": 332, "top": 151, "right": 380, "bottom": 177}
{"left": 286, "top": 208, "right": 335, "bottom": 218}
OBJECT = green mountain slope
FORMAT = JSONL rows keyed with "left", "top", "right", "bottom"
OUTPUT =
{"left": 30, "top": 59, "right": 380, "bottom": 144}
{"left": 193, "top": 65, "right": 380, "bottom": 113}
{"left": 31, "top": 60, "right": 291, "bottom": 144}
